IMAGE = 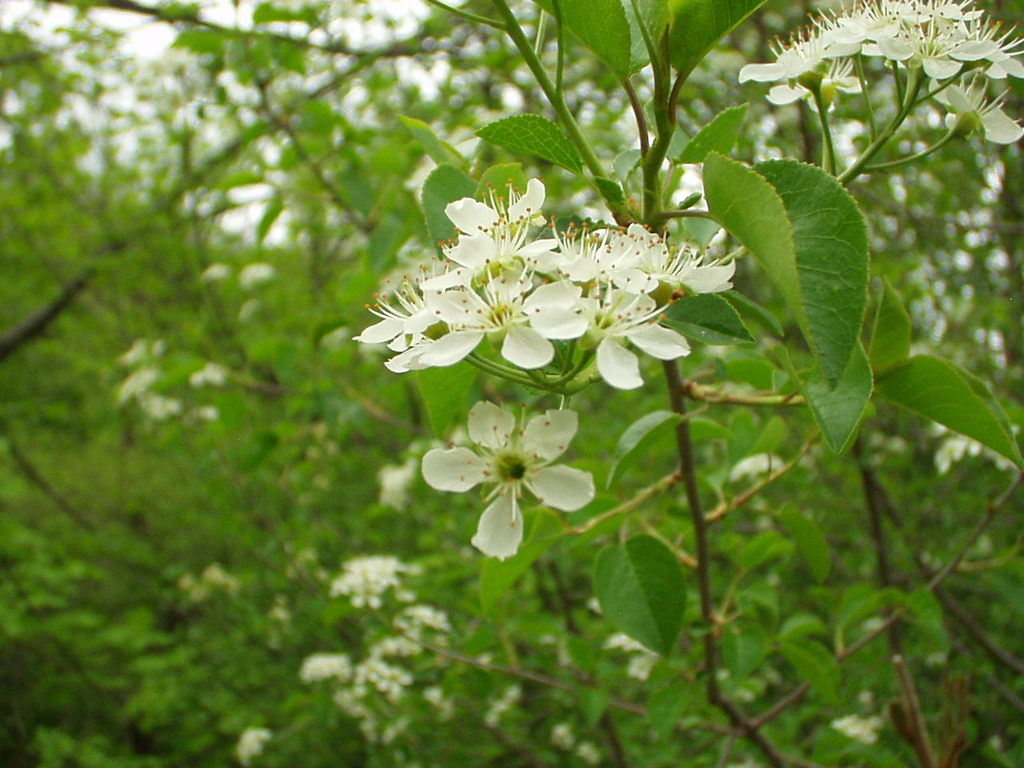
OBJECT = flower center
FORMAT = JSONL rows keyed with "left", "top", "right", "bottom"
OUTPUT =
{"left": 495, "top": 453, "right": 527, "bottom": 481}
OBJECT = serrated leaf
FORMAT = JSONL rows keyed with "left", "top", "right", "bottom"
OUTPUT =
{"left": 663, "top": 293, "right": 755, "bottom": 345}
{"left": 877, "top": 355, "right": 1022, "bottom": 466}
{"left": 756, "top": 160, "right": 870, "bottom": 387}
{"left": 421, "top": 164, "right": 477, "bottom": 246}
{"left": 674, "top": 104, "right": 748, "bottom": 164}
{"left": 257, "top": 197, "right": 284, "bottom": 246}
{"left": 552, "top": 0, "right": 633, "bottom": 76}
{"left": 594, "top": 176, "right": 626, "bottom": 208}
{"left": 476, "top": 115, "right": 582, "bottom": 173}
{"left": 594, "top": 535, "right": 686, "bottom": 655}
{"left": 869, "top": 278, "right": 912, "bottom": 372}
{"left": 798, "top": 344, "right": 873, "bottom": 454}
{"left": 779, "top": 506, "right": 831, "bottom": 583}
{"left": 779, "top": 637, "right": 840, "bottom": 704}
{"left": 398, "top": 115, "right": 466, "bottom": 168}
{"left": 475, "top": 163, "right": 528, "bottom": 199}
{"left": 415, "top": 362, "right": 477, "bottom": 437}
{"left": 624, "top": 0, "right": 671, "bottom": 72}
{"left": 722, "top": 290, "right": 785, "bottom": 337}
{"left": 668, "top": 0, "right": 766, "bottom": 79}
{"left": 607, "top": 411, "right": 683, "bottom": 488}
{"left": 479, "top": 509, "right": 563, "bottom": 614}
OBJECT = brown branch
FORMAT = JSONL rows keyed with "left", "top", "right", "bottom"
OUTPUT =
{"left": 891, "top": 655, "right": 936, "bottom": 768}
{"left": 0, "top": 269, "right": 93, "bottom": 363}
{"left": 3, "top": 436, "right": 96, "bottom": 531}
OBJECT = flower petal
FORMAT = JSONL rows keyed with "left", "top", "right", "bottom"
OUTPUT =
{"left": 527, "top": 464, "right": 595, "bottom": 511}
{"left": 471, "top": 494, "right": 523, "bottom": 559}
{"left": 627, "top": 324, "right": 691, "bottom": 360}
{"left": 417, "top": 331, "right": 482, "bottom": 367}
{"left": 422, "top": 447, "right": 488, "bottom": 492}
{"left": 596, "top": 338, "right": 643, "bottom": 390}
{"left": 508, "top": 178, "right": 545, "bottom": 221}
{"left": 982, "top": 109, "right": 1024, "bottom": 144}
{"left": 468, "top": 401, "right": 515, "bottom": 450}
{"left": 501, "top": 327, "right": 554, "bottom": 369}
{"left": 445, "top": 233, "right": 497, "bottom": 269}
{"left": 354, "top": 317, "right": 403, "bottom": 344}
{"left": 445, "top": 198, "right": 498, "bottom": 234}
{"left": 767, "top": 84, "right": 805, "bottom": 105}
{"left": 523, "top": 409, "right": 578, "bottom": 461}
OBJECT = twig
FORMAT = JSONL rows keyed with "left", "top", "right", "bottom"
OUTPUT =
{"left": 0, "top": 269, "right": 93, "bottom": 363}
{"left": 568, "top": 470, "right": 681, "bottom": 535}
{"left": 3, "top": 436, "right": 96, "bottom": 531}
{"left": 892, "top": 655, "right": 936, "bottom": 768}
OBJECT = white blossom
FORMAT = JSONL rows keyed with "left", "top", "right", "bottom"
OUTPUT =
{"left": 394, "top": 604, "right": 452, "bottom": 639}
{"left": 235, "top": 728, "right": 271, "bottom": 766}
{"left": 483, "top": 684, "right": 521, "bottom": 727}
{"left": 299, "top": 653, "right": 353, "bottom": 683}
{"left": 421, "top": 401, "right": 594, "bottom": 559}
{"left": 550, "top": 722, "right": 576, "bottom": 750}
{"left": 830, "top": 714, "right": 885, "bottom": 744}
{"left": 378, "top": 459, "right": 418, "bottom": 510}
{"left": 117, "top": 367, "right": 159, "bottom": 404}
{"left": 575, "top": 742, "right": 602, "bottom": 766}
{"left": 329, "top": 555, "right": 417, "bottom": 609}
{"left": 937, "top": 76, "right": 1023, "bottom": 143}
{"left": 353, "top": 657, "right": 413, "bottom": 702}
{"left": 201, "top": 262, "right": 231, "bottom": 282}
{"left": 189, "top": 362, "right": 228, "bottom": 388}
{"left": 239, "top": 262, "right": 276, "bottom": 289}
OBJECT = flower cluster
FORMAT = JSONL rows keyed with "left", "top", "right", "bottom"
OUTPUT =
{"left": 355, "top": 180, "right": 734, "bottom": 391}
{"left": 328, "top": 555, "right": 419, "bottom": 608}
{"left": 422, "top": 401, "right": 594, "bottom": 559}
{"left": 740, "top": 0, "right": 1023, "bottom": 142}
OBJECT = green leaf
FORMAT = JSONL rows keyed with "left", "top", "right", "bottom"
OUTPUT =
{"left": 421, "top": 164, "right": 477, "bottom": 246}
{"left": 662, "top": 293, "right": 755, "bottom": 345}
{"left": 613, "top": 149, "right": 642, "bottom": 182}
{"left": 779, "top": 506, "right": 831, "bottom": 583}
{"left": 905, "top": 587, "right": 949, "bottom": 651}
{"left": 607, "top": 410, "right": 682, "bottom": 488}
{"left": 648, "top": 684, "right": 696, "bottom": 737}
{"left": 798, "top": 344, "right": 873, "bottom": 453}
{"left": 173, "top": 29, "right": 225, "bottom": 55}
{"left": 415, "top": 362, "right": 477, "bottom": 437}
{"left": 722, "top": 290, "right": 785, "bottom": 338}
{"left": 623, "top": 0, "right": 670, "bottom": 72}
{"left": 479, "top": 509, "right": 563, "bottom": 614}
{"left": 298, "top": 100, "right": 339, "bottom": 136}
{"left": 553, "top": 0, "right": 633, "bottom": 77}
{"left": 256, "top": 197, "right": 283, "bottom": 246}
{"left": 877, "top": 355, "right": 1022, "bottom": 466}
{"left": 674, "top": 104, "right": 748, "bottom": 164}
{"left": 594, "top": 535, "right": 686, "bottom": 655}
{"left": 737, "top": 530, "right": 793, "bottom": 571}
{"left": 722, "top": 624, "right": 767, "bottom": 680}
{"left": 252, "top": 2, "right": 314, "bottom": 24}
{"left": 475, "top": 163, "right": 529, "bottom": 199}
{"left": 476, "top": 115, "right": 583, "bottom": 173}
{"left": 756, "top": 160, "right": 870, "bottom": 387}
{"left": 594, "top": 176, "right": 626, "bottom": 208}
{"left": 668, "top": 0, "right": 766, "bottom": 78}
{"left": 398, "top": 115, "right": 466, "bottom": 168}
{"left": 869, "top": 278, "right": 911, "bottom": 372}
{"left": 779, "top": 637, "right": 840, "bottom": 704}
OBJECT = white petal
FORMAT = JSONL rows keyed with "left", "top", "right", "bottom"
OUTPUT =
{"left": 767, "top": 84, "right": 805, "bottom": 105}
{"left": 627, "top": 324, "right": 691, "bottom": 360}
{"left": 596, "top": 338, "right": 643, "bottom": 390}
{"left": 471, "top": 494, "right": 523, "bottom": 559}
{"left": 952, "top": 40, "right": 999, "bottom": 62}
{"left": 417, "top": 331, "right": 482, "bottom": 367}
{"left": 529, "top": 307, "right": 589, "bottom": 340}
{"left": 501, "top": 327, "right": 554, "bottom": 369}
{"left": 982, "top": 109, "right": 1024, "bottom": 144}
{"left": 445, "top": 233, "right": 497, "bottom": 269}
{"left": 523, "top": 409, "right": 577, "bottom": 461}
{"left": 422, "top": 447, "right": 488, "bottom": 492}
{"left": 508, "top": 178, "right": 546, "bottom": 221}
{"left": 923, "top": 57, "right": 962, "bottom": 80}
{"left": 425, "top": 290, "right": 481, "bottom": 325}
{"left": 384, "top": 345, "right": 427, "bottom": 373}
{"left": 445, "top": 198, "right": 499, "bottom": 234}
{"left": 354, "top": 317, "right": 403, "bottom": 344}
{"left": 684, "top": 263, "right": 736, "bottom": 294}
{"left": 468, "top": 401, "right": 515, "bottom": 451}
{"left": 419, "top": 268, "right": 471, "bottom": 292}
{"left": 738, "top": 61, "right": 785, "bottom": 83}
{"left": 527, "top": 465, "right": 594, "bottom": 511}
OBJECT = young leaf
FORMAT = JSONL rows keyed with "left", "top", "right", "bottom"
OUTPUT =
{"left": 756, "top": 160, "right": 870, "bottom": 388}
{"left": 415, "top": 362, "right": 477, "bottom": 437}
{"left": 476, "top": 115, "right": 583, "bottom": 173}
{"left": 668, "top": 0, "right": 767, "bottom": 79}
{"left": 421, "top": 164, "right": 477, "bottom": 246}
{"left": 662, "top": 293, "right": 755, "bottom": 345}
{"left": 876, "top": 355, "right": 1022, "bottom": 466}
{"left": 594, "top": 535, "right": 686, "bottom": 655}
{"left": 779, "top": 637, "right": 841, "bottom": 704}
{"left": 779, "top": 506, "right": 831, "bottom": 583}
{"left": 674, "top": 104, "right": 748, "bottom": 164}
{"left": 607, "top": 410, "right": 683, "bottom": 488}
{"left": 479, "top": 509, "right": 564, "bottom": 614}
{"left": 398, "top": 115, "right": 466, "bottom": 168}
{"left": 256, "top": 197, "right": 283, "bottom": 246}
{"left": 869, "top": 278, "right": 912, "bottom": 372}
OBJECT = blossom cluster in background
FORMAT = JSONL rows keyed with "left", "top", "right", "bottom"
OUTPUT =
{"left": 739, "top": 0, "right": 1023, "bottom": 143}
{"left": 355, "top": 180, "right": 734, "bottom": 390}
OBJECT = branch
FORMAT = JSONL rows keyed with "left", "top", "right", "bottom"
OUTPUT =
{"left": 3, "top": 435, "right": 96, "bottom": 531}
{"left": 0, "top": 269, "right": 93, "bottom": 363}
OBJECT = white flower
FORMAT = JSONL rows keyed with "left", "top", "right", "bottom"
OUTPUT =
{"left": 421, "top": 402, "right": 594, "bottom": 559}
{"left": 557, "top": 224, "right": 655, "bottom": 292}
{"left": 937, "top": 76, "right": 1023, "bottom": 143}
{"left": 139, "top": 393, "right": 183, "bottom": 420}
{"left": 235, "top": 728, "right": 271, "bottom": 766}
{"left": 117, "top": 367, "right": 159, "bottom": 404}
{"left": 329, "top": 555, "right": 416, "bottom": 609}
{"left": 394, "top": 604, "right": 452, "bottom": 639}
{"left": 189, "top": 362, "right": 228, "bottom": 388}
{"left": 239, "top": 262, "right": 276, "bottom": 289}
{"left": 433, "top": 179, "right": 559, "bottom": 282}
{"left": 580, "top": 289, "right": 691, "bottom": 390}
{"left": 423, "top": 686, "right": 454, "bottom": 720}
{"left": 830, "top": 714, "right": 885, "bottom": 744}
{"left": 604, "top": 632, "right": 646, "bottom": 652}
{"left": 631, "top": 229, "right": 737, "bottom": 294}
{"left": 194, "top": 405, "right": 220, "bottom": 422}
{"left": 354, "top": 657, "right": 413, "bottom": 702}
{"left": 201, "top": 262, "right": 231, "bottom": 282}
{"left": 299, "top": 653, "right": 353, "bottom": 683}
{"left": 550, "top": 722, "right": 576, "bottom": 750}
{"left": 739, "top": 29, "right": 834, "bottom": 86}
{"left": 483, "top": 684, "right": 521, "bottom": 727}
{"left": 575, "top": 742, "right": 602, "bottom": 766}
{"left": 118, "top": 338, "right": 164, "bottom": 366}
{"left": 729, "top": 453, "right": 783, "bottom": 482}
{"left": 767, "top": 58, "right": 862, "bottom": 106}
{"left": 368, "top": 636, "right": 421, "bottom": 658}
{"left": 353, "top": 272, "right": 438, "bottom": 370}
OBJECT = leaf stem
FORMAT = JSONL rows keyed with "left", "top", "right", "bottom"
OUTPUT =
{"left": 424, "top": 0, "right": 503, "bottom": 29}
